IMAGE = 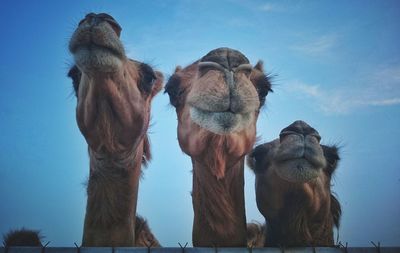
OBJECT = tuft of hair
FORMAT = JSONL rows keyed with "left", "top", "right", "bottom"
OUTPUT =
{"left": 330, "top": 194, "right": 342, "bottom": 229}
{"left": 141, "top": 135, "right": 152, "bottom": 167}
{"left": 3, "top": 228, "right": 43, "bottom": 247}
{"left": 135, "top": 216, "right": 161, "bottom": 247}
{"left": 247, "top": 222, "right": 266, "bottom": 247}
{"left": 246, "top": 151, "right": 256, "bottom": 171}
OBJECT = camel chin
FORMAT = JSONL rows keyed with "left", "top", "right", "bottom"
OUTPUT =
{"left": 190, "top": 107, "right": 254, "bottom": 134}
{"left": 274, "top": 158, "right": 321, "bottom": 183}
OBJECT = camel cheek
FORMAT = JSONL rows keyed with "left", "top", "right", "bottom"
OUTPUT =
{"left": 177, "top": 106, "right": 205, "bottom": 156}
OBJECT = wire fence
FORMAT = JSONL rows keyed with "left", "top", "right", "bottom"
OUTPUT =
{"left": 1, "top": 241, "right": 399, "bottom": 253}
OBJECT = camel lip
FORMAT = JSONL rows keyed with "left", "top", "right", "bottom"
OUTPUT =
{"left": 189, "top": 105, "right": 249, "bottom": 116}
{"left": 274, "top": 158, "right": 321, "bottom": 183}
{"left": 276, "top": 156, "right": 323, "bottom": 169}
{"left": 69, "top": 27, "right": 125, "bottom": 58}
{"left": 70, "top": 43, "right": 124, "bottom": 59}
{"left": 189, "top": 106, "right": 253, "bottom": 134}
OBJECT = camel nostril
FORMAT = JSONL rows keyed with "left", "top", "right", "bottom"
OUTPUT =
{"left": 92, "top": 16, "right": 100, "bottom": 26}
{"left": 310, "top": 133, "right": 321, "bottom": 143}
{"left": 279, "top": 131, "right": 297, "bottom": 142}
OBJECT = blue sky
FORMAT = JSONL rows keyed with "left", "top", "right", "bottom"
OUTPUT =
{"left": 0, "top": 0, "right": 399, "bottom": 247}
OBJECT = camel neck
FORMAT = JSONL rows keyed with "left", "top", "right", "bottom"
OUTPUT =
{"left": 265, "top": 194, "right": 334, "bottom": 247}
{"left": 82, "top": 144, "right": 143, "bottom": 246}
{"left": 191, "top": 158, "right": 247, "bottom": 247}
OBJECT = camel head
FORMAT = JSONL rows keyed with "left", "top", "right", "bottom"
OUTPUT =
{"left": 247, "top": 120, "right": 341, "bottom": 246}
{"left": 165, "top": 47, "right": 272, "bottom": 177}
{"left": 68, "top": 13, "right": 163, "bottom": 154}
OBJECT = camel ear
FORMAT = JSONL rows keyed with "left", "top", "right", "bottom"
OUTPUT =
{"left": 138, "top": 63, "right": 163, "bottom": 96}
{"left": 164, "top": 73, "right": 183, "bottom": 108}
{"left": 151, "top": 71, "right": 164, "bottom": 97}
{"left": 254, "top": 60, "right": 264, "bottom": 71}
{"left": 174, "top": 65, "right": 182, "bottom": 73}
{"left": 67, "top": 65, "right": 82, "bottom": 97}
{"left": 322, "top": 145, "right": 340, "bottom": 176}
{"left": 247, "top": 144, "right": 270, "bottom": 173}
{"left": 251, "top": 62, "right": 273, "bottom": 108}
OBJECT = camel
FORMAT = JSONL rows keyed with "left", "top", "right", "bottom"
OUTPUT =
{"left": 165, "top": 47, "right": 272, "bottom": 246}
{"left": 68, "top": 13, "right": 162, "bottom": 247}
{"left": 3, "top": 229, "right": 42, "bottom": 247}
{"left": 247, "top": 120, "right": 342, "bottom": 247}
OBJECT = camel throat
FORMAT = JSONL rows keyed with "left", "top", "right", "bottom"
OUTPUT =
{"left": 191, "top": 159, "right": 247, "bottom": 247}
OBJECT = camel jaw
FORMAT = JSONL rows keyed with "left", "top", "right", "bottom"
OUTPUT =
{"left": 189, "top": 106, "right": 254, "bottom": 134}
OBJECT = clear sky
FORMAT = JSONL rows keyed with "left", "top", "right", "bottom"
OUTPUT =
{"left": 0, "top": 0, "right": 399, "bottom": 247}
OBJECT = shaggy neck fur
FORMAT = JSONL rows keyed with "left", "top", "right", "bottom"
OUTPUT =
{"left": 82, "top": 140, "right": 144, "bottom": 247}
{"left": 191, "top": 155, "right": 247, "bottom": 247}
{"left": 265, "top": 190, "right": 340, "bottom": 247}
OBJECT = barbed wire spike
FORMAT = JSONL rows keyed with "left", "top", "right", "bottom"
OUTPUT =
{"left": 213, "top": 243, "right": 219, "bottom": 253}
{"left": 247, "top": 244, "right": 253, "bottom": 253}
{"left": 144, "top": 240, "right": 155, "bottom": 253}
{"left": 178, "top": 242, "right": 188, "bottom": 253}
{"left": 371, "top": 241, "right": 381, "bottom": 253}
{"left": 279, "top": 244, "right": 286, "bottom": 253}
{"left": 338, "top": 242, "right": 348, "bottom": 253}
{"left": 41, "top": 241, "right": 50, "bottom": 253}
{"left": 74, "top": 242, "right": 81, "bottom": 253}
